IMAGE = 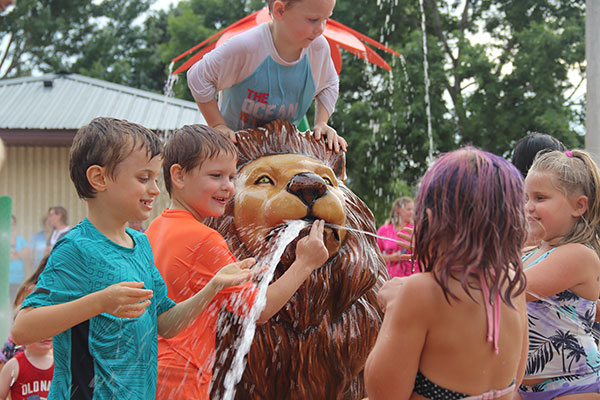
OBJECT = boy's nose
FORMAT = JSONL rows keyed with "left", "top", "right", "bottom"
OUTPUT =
{"left": 149, "top": 180, "right": 160, "bottom": 195}
{"left": 315, "top": 20, "right": 326, "bottom": 35}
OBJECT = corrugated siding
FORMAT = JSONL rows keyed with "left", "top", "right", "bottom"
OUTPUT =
{"left": 0, "top": 146, "right": 170, "bottom": 241}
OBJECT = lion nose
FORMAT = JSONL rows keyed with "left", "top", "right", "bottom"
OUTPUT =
{"left": 286, "top": 172, "right": 328, "bottom": 206}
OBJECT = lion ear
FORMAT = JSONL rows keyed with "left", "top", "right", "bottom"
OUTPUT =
{"left": 331, "top": 153, "right": 347, "bottom": 183}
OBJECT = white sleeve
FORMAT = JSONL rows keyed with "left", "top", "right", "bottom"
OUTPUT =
{"left": 186, "top": 26, "right": 269, "bottom": 104}
{"left": 310, "top": 36, "right": 339, "bottom": 116}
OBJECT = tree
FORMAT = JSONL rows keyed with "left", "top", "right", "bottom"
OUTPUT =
{"left": 0, "top": 0, "right": 164, "bottom": 91}
{"left": 328, "top": 0, "right": 585, "bottom": 222}
{"left": 157, "top": 0, "right": 264, "bottom": 99}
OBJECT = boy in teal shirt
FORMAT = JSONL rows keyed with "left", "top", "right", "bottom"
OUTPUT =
{"left": 12, "top": 117, "right": 258, "bottom": 399}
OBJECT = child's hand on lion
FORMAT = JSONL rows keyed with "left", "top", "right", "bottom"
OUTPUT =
{"left": 295, "top": 220, "right": 329, "bottom": 271}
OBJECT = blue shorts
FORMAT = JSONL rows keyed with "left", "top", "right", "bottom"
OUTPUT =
{"left": 519, "top": 373, "right": 600, "bottom": 399}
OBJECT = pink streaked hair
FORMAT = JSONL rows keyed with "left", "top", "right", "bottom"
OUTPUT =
{"left": 413, "top": 147, "right": 527, "bottom": 306}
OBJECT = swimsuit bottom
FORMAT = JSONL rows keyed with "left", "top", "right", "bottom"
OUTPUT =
{"left": 518, "top": 372, "right": 600, "bottom": 399}
{"left": 414, "top": 371, "right": 516, "bottom": 400}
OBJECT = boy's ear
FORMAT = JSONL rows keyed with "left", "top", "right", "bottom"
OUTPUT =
{"left": 271, "top": 0, "right": 286, "bottom": 20}
{"left": 170, "top": 164, "right": 186, "bottom": 189}
{"left": 86, "top": 165, "right": 108, "bottom": 192}
{"left": 571, "top": 195, "right": 588, "bottom": 218}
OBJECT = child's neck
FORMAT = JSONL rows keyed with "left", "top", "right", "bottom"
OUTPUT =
{"left": 25, "top": 347, "right": 54, "bottom": 370}
{"left": 169, "top": 198, "right": 207, "bottom": 223}
{"left": 87, "top": 204, "right": 134, "bottom": 248}
{"left": 538, "top": 237, "right": 564, "bottom": 252}
{"left": 269, "top": 22, "right": 302, "bottom": 62}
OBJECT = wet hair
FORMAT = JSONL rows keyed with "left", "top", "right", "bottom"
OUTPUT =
{"left": 266, "top": 0, "right": 302, "bottom": 12}
{"left": 413, "top": 147, "right": 527, "bottom": 306}
{"left": 529, "top": 149, "right": 600, "bottom": 255}
{"left": 386, "top": 196, "right": 414, "bottom": 226}
{"left": 162, "top": 124, "right": 237, "bottom": 196}
{"left": 511, "top": 132, "right": 565, "bottom": 178}
{"left": 14, "top": 255, "right": 49, "bottom": 308}
{"left": 69, "top": 117, "right": 162, "bottom": 199}
{"left": 48, "top": 206, "right": 68, "bottom": 225}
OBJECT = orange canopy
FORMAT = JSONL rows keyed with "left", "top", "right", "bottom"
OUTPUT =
{"left": 171, "top": 7, "right": 401, "bottom": 76}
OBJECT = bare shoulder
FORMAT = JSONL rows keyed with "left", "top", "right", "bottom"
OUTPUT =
{"left": 551, "top": 243, "right": 600, "bottom": 271}
{"left": 0, "top": 356, "right": 19, "bottom": 379}
{"left": 383, "top": 273, "right": 439, "bottom": 319}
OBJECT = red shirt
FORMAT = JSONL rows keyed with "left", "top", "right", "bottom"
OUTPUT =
{"left": 10, "top": 352, "right": 53, "bottom": 400}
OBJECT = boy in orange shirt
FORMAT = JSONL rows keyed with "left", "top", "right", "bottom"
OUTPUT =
{"left": 145, "top": 124, "right": 329, "bottom": 400}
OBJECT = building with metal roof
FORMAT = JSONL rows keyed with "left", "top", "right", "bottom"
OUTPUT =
{"left": 0, "top": 73, "right": 206, "bottom": 241}
{"left": 0, "top": 73, "right": 205, "bottom": 145}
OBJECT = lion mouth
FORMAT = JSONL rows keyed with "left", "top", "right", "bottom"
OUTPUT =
{"left": 265, "top": 218, "right": 340, "bottom": 244}
{"left": 263, "top": 218, "right": 343, "bottom": 264}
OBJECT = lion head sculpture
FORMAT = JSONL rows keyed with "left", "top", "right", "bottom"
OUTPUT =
{"left": 207, "top": 119, "right": 388, "bottom": 400}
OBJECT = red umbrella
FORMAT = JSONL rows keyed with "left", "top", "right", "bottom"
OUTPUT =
{"left": 170, "top": 7, "right": 401, "bottom": 76}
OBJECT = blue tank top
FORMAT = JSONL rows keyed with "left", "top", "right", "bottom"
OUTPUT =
{"left": 220, "top": 54, "right": 316, "bottom": 131}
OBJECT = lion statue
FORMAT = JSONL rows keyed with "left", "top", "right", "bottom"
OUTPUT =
{"left": 207, "top": 119, "right": 388, "bottom": 400}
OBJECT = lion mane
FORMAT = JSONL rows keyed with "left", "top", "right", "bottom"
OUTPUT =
{"left": 207, "top": 119, "right": 388, "bottom": 399}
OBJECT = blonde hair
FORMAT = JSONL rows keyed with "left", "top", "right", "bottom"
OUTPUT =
{"left": 530, "top": 149, "right": 600, "bottom": 255}
{"left": 386, "top": 196, "right": 414, "bottom": 226}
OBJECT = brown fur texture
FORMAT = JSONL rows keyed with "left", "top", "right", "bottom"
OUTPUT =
{"left": 207, "top": 119, "right": 388, "bottom": 399}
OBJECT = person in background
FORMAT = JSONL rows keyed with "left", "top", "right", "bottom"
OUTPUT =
{"left": 0, "top": 334, "right": 54, "bottom": 400}
{"left": 376, "top": 197, "right": 418, "bottom": 278}
{"left": 45, "top": 206, "right": 70, "bottom": 251}
{"left": 10, "top": 215, "right": 29, "bottom": 307}
{"left": 27, "top": 215, "right": 51, "bottom": 274}
{"left": 511, "top": 132, "right": 565, "bottom": 179}
{"left": 1, "top": 256, "right": 48, "bottom": 373}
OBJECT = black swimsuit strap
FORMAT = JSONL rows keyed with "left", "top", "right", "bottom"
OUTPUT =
{"left": 413, "top": 371, "right": 469, "bottom": 400}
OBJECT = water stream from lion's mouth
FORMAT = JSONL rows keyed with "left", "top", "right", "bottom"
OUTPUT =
{"left": 221, "top": 220, "right": 306, "bottom": 400}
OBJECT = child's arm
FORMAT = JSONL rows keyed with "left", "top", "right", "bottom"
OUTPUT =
{"left": 515, "top": 292, "right": 529, "bottom": 388}
{"left": 313, "top": 100, "right": 347, "bottom": 153}
{"left": 257, "top": 220, "right": 329, "bottom": 323}
{"left": 0, "top": 354, "right": 19, "bottom": 399}
{"left": 364, "top": 277, "right": 427, "bottom": 399}
{"left": 525, "top": 243, "right": 600, "bottom": 301}
{"left": 196, "top": 99, "right": 237, "bottom": 143}
{"left": 11, "top": 282, "right": 153, "bottom": 345}
{"left": 156, "top": 258, "right": 258, "bottom": 339}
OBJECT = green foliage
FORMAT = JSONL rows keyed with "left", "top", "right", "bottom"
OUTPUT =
{"left": 328, "top": 0, "right": 584, "bottom": 224}
{"left": 157, "top": 0, "right": 263, "bottom": 99}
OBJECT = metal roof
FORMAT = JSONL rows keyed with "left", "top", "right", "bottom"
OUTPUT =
{"left": 0, "top": 73, "right": 206, "bottom": 130}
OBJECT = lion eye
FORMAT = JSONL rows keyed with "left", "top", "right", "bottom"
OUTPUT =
{"left": 323, "top": 176, "right": 333, "bottom": 186}
{"left": 255, "top": 176, "right": 273, "bottom": 185}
